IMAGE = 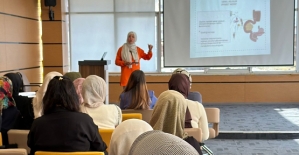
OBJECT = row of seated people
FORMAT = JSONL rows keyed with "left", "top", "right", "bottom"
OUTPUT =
{"left": 0, "top": 69, "right": 210, "bottom": 154}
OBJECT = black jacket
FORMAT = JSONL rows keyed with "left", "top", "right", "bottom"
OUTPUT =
{"left": 27, "top": 108, "right": 107, "bottom": 155}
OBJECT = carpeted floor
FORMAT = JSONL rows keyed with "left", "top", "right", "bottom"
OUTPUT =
{"left": 202, "top": 104, "right": 299, "bottom": 155}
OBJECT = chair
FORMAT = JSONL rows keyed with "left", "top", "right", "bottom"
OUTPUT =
{"left": 184, "top": 128, "right": 202, "bottom": 143}
{"left": 122, "top": 110, "right": 153, "bottom": 123}
{"left": 7, "top": 130, "right": 30, "bottom": 153}
{"left": 205, "top": 108, "right": 220, "bottom": 139}
{"left": 98, "top": 129, "right": 114, "bottom": 153}
{"left": 35, "top": 151, "right": 104, "bottom": 155}
{"left": 0, "top": 148, "right": 27, "bottom": 155}
{"left": 121, "top": 113, "right": 142, "bottom": 122}
{"left": 0, "top": 132, "right": 2, "bottom": 146}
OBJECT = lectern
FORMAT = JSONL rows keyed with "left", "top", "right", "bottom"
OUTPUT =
{"left": 78, "top": 60, "right": 110, "bottom": 79}
{"left": 78, "top": 60, "right": 111, "bottom": 104}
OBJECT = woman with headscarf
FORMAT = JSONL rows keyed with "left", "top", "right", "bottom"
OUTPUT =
{"left": 28, "top": 76, "right": 107, "bottom": 155}
{"left": 169, "top": 74, "right": 209, "bottom": 141}
{"left": 109, "top": 119, "right": 153, "bottom": 155}
{"left": 115, "top": 31, "right": 153, "bottom": 88}
{"left": 32, "top": 71, "right": 62, "bottom": 119}
{"left": 172, "top": 68, "right": 203, "bottom": 103}
{"left": 73, "top": 78, "right": 85, "bottom": 104}
{"left": 4, "top": 72, "right": 34, "bottom": 129}
{"left": 150, "top": 90, "right": 202, "bottom": 155}
{"left": 119, "top": 70, "right": 157, "bottom": 110}
{"left": 0, "top": 76, "right": 19, "bottom": 145}
{"left": 129, "top": 130, "right": 200, "bottom": 155}
{"left": 64, "top": 72, "right": 82, "bottom": 82}
{"left": 81, "top": 75, "right": 122, "bottom": 129}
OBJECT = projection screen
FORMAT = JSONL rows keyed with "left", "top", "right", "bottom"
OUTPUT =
{"left": 164, "top": 0, "right": 295, "bottom": 67}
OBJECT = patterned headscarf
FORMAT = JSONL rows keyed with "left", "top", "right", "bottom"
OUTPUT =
{"left": 129, "top": 130, "right": 199, "bottom": 155}
{"left": 81, "top": 75, "right": 106, "bottom": 108}
{"left": 73, "top": 78, "right": 85, "bottom": 104}
{"left": 150, "top": 90, "right": 188, "bottom": 139}
{"left": 109, "top": 119, "right": 153, "bottom": 155}
{"left": 0, "top": 76, "right": 16, "bottom": 112}
{"left": 4, "top": 72, "right": 23, "bottom": 98}
{"left": 121, "top": 31, "right": 139, "bottom": 65}
{"left": 32, "top": 71, "right": 62, "bottom": 118}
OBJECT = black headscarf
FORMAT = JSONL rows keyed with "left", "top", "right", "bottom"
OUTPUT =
{"left": 4, "top": 72, "right": 24, "bottom": 98}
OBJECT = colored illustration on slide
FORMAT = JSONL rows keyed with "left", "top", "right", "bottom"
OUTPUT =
{"left": 231, "top": 12, "right": 243, "bottom": 39}
{"left": 190, "top": 0, "right": 270, "bottom": 58}
{"left": 243, "top": 10, "right": 264, "bottom": 42}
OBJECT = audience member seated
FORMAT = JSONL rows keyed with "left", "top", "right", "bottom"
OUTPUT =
{"left": 81, "top": 75, "right": 122, "bottom": 129}
{"left": 0, "top": 76, "right": 20, "bottom": 145}
{"left": 169, "top": 74, "right": 209, "bottom": 141}
{"left": 4, "top": 73, "right": 34, "bottom": 129}
{"left": 109, "top": 119, "right": 153, "bottom": 155}
{"left": 150, "top": 90, "right": 202, "bottom": 155}
{"left": 27, "top": 76, "right": 107, "bottom": 155}
{"left": 32, "top": 71, "right": 62, "bottom": 119}
{"left": 64, "top": 72, "right": 82, "bottom": 82}
{"left": 129, "top": 130, "right": 200, "bottom": 155}
{"left": 73, "top": 78, "right": 85, "bottom": 104}
{"left": 172, "top": 68, "right": 203, "bottom": 103}
{"left": 119, "top": 70, "right": 157, "bottom": 110}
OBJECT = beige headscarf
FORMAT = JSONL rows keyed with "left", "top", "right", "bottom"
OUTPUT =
{"left": 81, "top": 75, "right": 106, "bottom": 108}
{"left": 150, "top": 90, "right": 188, "bottom": 139}
{"left": 109, "top": 119, "right": 153, "bottom": 155}
{"left": 32, "top": 71, "right": 62, "bottom": 119}
{"left": 121, "top": 31, "right": 139, "bottom": 65}
{"left": 129, "top": 130, "right": 199, "bottom": 155}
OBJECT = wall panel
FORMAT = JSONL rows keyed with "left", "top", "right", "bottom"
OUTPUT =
{"left": 0, "top": 68, "right": 42, "bottom": 84}
{"left": 0, "top": 15, "right": 5, "bottom": 41}
{"left": 3, "top": 0, "right": 38, "bottom": 19}
{"left": 43, "top": 44, "right": 63, "bottom": 66}
{"left": 0, "top": 45, "right": 7, "bottom": 70}
{"left": 108, "top": 74, "right": 299, "bottom": 104}
{"left": 42, "top": 21, "right": 63, "bottom": 43}
{"left": 0, "top": 0, "right": 4, "bottom": 12}
{"left": 4, "top": 16, "right": 39, "bottom": 42}
{"left": 5, "top": 44, "right": 40, "bottom": 69}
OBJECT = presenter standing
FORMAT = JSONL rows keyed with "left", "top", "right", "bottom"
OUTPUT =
{"left": 115, "top": 31, "right": 153, "bottom": 88}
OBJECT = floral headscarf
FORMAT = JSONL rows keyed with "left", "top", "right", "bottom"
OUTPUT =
{"left": 0, "top": 76, "right": 16, "bottom": 112}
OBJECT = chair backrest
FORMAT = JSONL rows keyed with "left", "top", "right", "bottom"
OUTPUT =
{"left": 0, "top": 148, "right": 27, "bottom": 155}
{"left": 35, "top": 151, "right": 105, "bottom": 155}
{"left": 121, "top": 113, "right": 142, "bottom": 122}
{"left": 0, "top": 132, "right": 3, "bottom": 146}
{"left": 7, "top": 130, "right": 30, "bottom": 153}
{"left": 205, "top": 108, "right": 220, "bottom": 139}
{"left": 184, "top": 128, "right": 203, "bottom": 143}
{"left": 98, "top": 129, "right": 114, "bottom": 153}
{"left": 187, "top": 91, "right": 202, "bottom": 103}
{"left": 122, "top": 110, "right": 153, "bottom": 123}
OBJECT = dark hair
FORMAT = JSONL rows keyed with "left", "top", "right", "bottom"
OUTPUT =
{"left": 123, "top": 70, "right": 150, "bottom": 109}
{"left": 43, "top": 76, "right": 80, "bottom": 114}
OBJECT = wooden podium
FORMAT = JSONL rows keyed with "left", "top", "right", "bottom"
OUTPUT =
{"left": 78, "top": 60, "right": 110, "bottom": 79}
{"left": 78, "top": 60, "right": 111, "bottom": 104}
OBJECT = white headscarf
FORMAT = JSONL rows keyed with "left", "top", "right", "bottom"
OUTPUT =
{"left": 129, "top": 130, "right": 199, "bottom": 155}
{"left": 32, "top": 71, "right": 62, "bottom": 119}
{"left": 81, "top": 75, "right": 106, "bottom": 108}
{"left": 109, "top": 119, "right": 153, "bottom": 155}
{"left": 121, "top": 31, "right": 139, "bottom": 64}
